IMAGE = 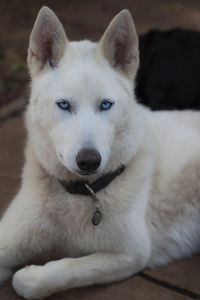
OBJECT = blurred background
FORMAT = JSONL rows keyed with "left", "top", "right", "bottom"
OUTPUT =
{"left": 1, "top": 0, "right": 200, "bottom": 119}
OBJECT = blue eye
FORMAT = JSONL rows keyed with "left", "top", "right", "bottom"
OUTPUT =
{"left": 100, "top": 100, "right": 114, "bottom": 111}
{"left": 56, "top": 100, "right": 71, "bottom": 111}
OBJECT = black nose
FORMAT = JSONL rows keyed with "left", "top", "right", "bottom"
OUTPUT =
{"left": 76, "top": 148, "right": 101, "bottom": 173}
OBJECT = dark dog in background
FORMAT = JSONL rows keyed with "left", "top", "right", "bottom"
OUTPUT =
{"left": 136, "top": 28, "right": 200, "bottom": 110}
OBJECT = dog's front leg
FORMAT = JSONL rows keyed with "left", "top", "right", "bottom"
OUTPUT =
{"left": 0, "top": 203, "right": 43, "bottom": 285}
{"left": 0, "top": 190, "right": 54, "bottom": 285}
{"left": 12, "top": 252, "right": 146, "bottom": 299}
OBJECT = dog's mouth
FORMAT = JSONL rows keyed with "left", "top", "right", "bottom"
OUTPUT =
{"left": 77, "top": 170, "right": 98, "bottom": 177}
{"left": 69, "top": 167, "right": 103, "bottom": 180}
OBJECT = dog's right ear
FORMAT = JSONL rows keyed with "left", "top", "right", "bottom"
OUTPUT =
{"left": 98, "top": 10, "right": 139, "bottom": 78}
{"left": 28, "top": 6, "right": 68, "bottom": 78}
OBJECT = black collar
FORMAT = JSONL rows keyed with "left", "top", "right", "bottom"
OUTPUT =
{"left": 59, "top": 165, "right": 126, "bottom": 196}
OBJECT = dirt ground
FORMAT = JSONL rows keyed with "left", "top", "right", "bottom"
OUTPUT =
{"left": 1, "top": 0, "right": 200, "bottom": 114}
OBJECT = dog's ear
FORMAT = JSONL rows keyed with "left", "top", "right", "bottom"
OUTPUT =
{"left": 28, "top": 6, "right": 68, "bottom": 77}
{"left": 98, "top": 10, "right": 139, "bottom": 78}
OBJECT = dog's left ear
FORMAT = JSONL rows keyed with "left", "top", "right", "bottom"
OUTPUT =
{"left": 28, "top": 6, "right": 68, "bottom": 78}
{"left": 98, "top": 10, "right": 139, "bottom": 78}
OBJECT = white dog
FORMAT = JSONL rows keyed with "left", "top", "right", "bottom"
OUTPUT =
{"left": 0, "top": 6, "right": 200, "bottom": 299}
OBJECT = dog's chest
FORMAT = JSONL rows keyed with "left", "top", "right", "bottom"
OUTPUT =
{"left": 46, "top": 192, "right": 135, "bottom": 256}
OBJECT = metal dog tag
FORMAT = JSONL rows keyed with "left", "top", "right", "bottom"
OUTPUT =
{"left": 92, "top": 209, "right": 102, "bottom": 226}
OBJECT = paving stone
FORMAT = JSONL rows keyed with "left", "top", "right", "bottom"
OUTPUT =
{"left": 0, "top": 177, "right": 21, "bottom": 217}
{"left": 0, "top": 276, "right": 192, "bottom": 300}
{"left": 144, "top": 254, "right": 200, "bottom": 295}
{"left": 0, "top": 117, "right": 25, "bottom": 179}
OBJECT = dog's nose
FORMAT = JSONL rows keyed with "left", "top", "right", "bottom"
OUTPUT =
{"left": 76, "top": 148, "right": 101, "bottom": 172}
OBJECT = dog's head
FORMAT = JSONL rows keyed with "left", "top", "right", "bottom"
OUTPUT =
{"left": 26, "top": 7, "right": 145, "bottom": 179}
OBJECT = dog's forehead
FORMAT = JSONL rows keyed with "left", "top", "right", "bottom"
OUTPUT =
{"left": 59, "top": 41, "right": 108, "bottom": 80}
{"left": 45, "top": 43, "right": 122, "bottom": 97}
{"left": 68, "top": 40, "right": 97, "bottom": 58}
{"left": 33, "top": 40, "right": 131, "bottom": 102}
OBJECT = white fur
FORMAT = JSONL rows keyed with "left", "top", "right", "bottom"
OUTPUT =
{"left": 0, "top": 7, "right": 200, "bottom": 299}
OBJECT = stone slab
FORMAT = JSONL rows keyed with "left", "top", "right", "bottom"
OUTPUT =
{"left": 144, "top": 254, "right": 200, "bottom": 295}
{"left": 0, "top": 117, "right": 25, "bottom": 179}
{"left": 0, "top": 177, "right": 21, "bottom": 217}
{"left": 0, "top": 276, "right": 192, "bottom": 300}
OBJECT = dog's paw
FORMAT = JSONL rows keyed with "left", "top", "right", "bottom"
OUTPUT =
{"left": 0, "top": 267, "right": 13, "bottom": 285}
{"left": 12, "top": 265, "right": 49, "bottom": 299}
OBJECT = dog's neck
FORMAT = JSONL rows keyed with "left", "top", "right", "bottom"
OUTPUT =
{"left": 26, "top": 144, "right": 126, "bottom": 226}
{"left": 59, "top": 165, "right": 126, "bottom": 196}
